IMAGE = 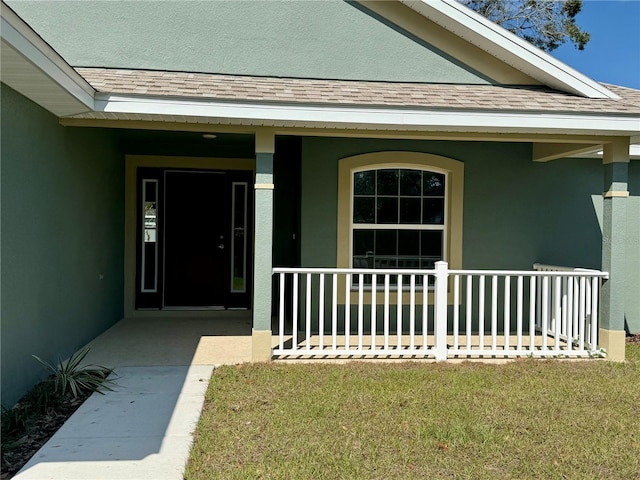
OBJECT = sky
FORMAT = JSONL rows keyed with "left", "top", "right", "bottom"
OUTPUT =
{"left": 552, "top": 0, "right": 640, "bottom": 89}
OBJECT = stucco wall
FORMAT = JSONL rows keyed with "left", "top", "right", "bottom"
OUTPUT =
{"left": 1, "top": 85, "right": 124, "bottom": 407}
{"left": 300, "top": 136, "right": 640, "bottom": 332}
{"left": 592, "top": 161, "right": 640, "bottom": 333}
{"left": 301, "top": 137, "right": 605, "bottom": 269}
{"left": 7, "top": 0, "right": 488, "bottom": 84}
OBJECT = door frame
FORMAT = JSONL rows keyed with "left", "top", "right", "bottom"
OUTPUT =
{"left": 124, "top": 155, "right": 256, "bottom": 318}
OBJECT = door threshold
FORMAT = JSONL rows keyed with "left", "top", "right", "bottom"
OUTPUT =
{"left": 162, "top": 306, "right": 225, "bottom": 311}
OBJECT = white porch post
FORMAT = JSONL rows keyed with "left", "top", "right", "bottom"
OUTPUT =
{"left": 434, "top": 261, "right": 449, "bottom": 361}
{"left": 252, "top": 129, "right": 275, "bottom": 361}
{"left": 600, "top": 138, "right": 630, "bottom": 361}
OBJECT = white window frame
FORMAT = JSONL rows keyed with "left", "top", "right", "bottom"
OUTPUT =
{"left": 336, "top": 152, "right": 464, "bottom": 303}
{"left": 350, "top": 164, "right": 449, "bottom": 274}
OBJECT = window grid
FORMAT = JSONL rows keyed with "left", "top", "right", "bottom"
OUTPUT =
{"left": 351, "top": 168, "right": 447, "bottom": 284}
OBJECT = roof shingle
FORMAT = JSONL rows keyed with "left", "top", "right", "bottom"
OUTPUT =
{"left": 76, "top": 67, "right": 640, "bottom": 116}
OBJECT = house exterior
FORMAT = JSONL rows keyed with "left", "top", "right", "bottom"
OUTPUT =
{"left": 1, "top": 0, "right": 638, "bottom": 407}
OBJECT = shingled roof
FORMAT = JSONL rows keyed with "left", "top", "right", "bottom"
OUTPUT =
{"left": 77, "top": 68, "right": 640, "bottom": 116}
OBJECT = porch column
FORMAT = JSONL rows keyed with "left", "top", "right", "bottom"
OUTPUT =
{"left": 600, "top": 138, "right": 630, "bottom": 361}
{"left": 252, "top": 130, "right": 275, "bottom": 361}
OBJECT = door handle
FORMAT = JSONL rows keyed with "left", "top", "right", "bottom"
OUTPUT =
{"left": 217, "top": 244, "right": 225, "bottom": 250}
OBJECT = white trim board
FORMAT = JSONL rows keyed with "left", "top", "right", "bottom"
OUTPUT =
{"left": 398, "top": 0, "right": 618, "bottom": 99}
{"left": 86, "top": 94, "right": 640, "bottom": 136}
{"left": 0, "top": 2, "right": 95, "bottom": 112}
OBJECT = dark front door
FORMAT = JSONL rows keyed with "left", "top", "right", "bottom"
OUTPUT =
{"left": 164, "top": 171, "right": 226, "bottom": 307}
{"left": 135, "top": 168, "right": 252, "bottom": 310}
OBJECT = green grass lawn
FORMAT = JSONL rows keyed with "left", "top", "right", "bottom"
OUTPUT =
{"left": 186, "top": 345, "right": 640, "bottom": 480}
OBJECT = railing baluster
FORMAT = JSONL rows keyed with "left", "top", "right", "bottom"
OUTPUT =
{"left": 397, "top": 274, "right": 403, "bottom": 351}
{"left": 573, "top": 276, "right": 579, "bottom": 348}
{"left": 319, "top": 273, "right": 325, "bottom": 351}
{"left": 384, "top": 274, "right": 390, "bottom": 350}
{"left": 279, "top": 272, "right": 285, "bottom": 351}
{"left": 409, "top": 274, "right": 416, "bottom": 351}
{"left": 466, "top": 275, "right": 472, "bottom": 351}
{"left": 491, "top": 275, "right": 498, "bottom": 351}
{"left": 358, "top": 274, "right": 364, "bottom": 352}
{"left": 542, "top": 276, "right": 549, "bottom": 351}
{"left": 554, "top": 276, "right": 561, "bottom": 353}
{"left": 529, "top": 275, "right": 536, "bottom": 352}
{"left": 536, "top": 276, "right": 542, "bottom": 330}
{"left": 566, "top": 276, "right": 574, "bottom": 351}
{"left": 306, "top": 273, "right": 312, "bottom": 353}
{"left": 479, "top": 275, "right": 485, "bottom": 351}
{"left": 561, "top": 277, "right": 568, "bottom": 338}
{"left": 332, "top": 273, "right": 338, "bottom": 351}
{"left": 453, "top": 274, "right": 459, "bottom": 351}
{"left": 422, "top": 274, "right": 429, "bottom": 351}
{"left": 371, "top": 273, "right": 377, "bottom": 353}
{"left": 579, "top": 276, "right": 586, "bottom": 351}
{"left": 590, "top": 277, "right": 599, "bottom": 351}
{"left": 345, "top": 273, "right": 351, "bottom": 351}
{"left": 292, "top": 273, "right": 299, "bottom": 351}
{"left": 585, "top": 278, "right": 592, "bottom": 347}
{"left": 504, "top": 275, "right": 510, "bottom": 352}
{"left": 516, "top": 275, "right": 523, "bottom": 351}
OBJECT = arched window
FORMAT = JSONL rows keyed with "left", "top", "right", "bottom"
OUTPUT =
{"left": 337, "top": 152, "right": 463, "bottom": 289}
{"left": 352, "top": 167, "right": 446, "bottom": 274}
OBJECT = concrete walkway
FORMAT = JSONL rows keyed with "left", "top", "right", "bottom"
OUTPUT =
{"left": 14, "top": 315, "right": 252, "bottom": 480}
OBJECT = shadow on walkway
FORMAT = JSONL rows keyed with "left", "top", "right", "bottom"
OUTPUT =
{"left": 15, "top": 313, "right": 251, "bottom": 480}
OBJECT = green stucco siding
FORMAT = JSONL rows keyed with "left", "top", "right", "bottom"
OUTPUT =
{"left": 592, "top": 161, "right": 640, "bottom": 333}
{"left": 624, "top": 194, "right": 640, "bottom": 333}
{"left": 7, "top": 0, "right": 489, "bottom": 84}
{"left": 1, "top": 84, "right": 124, "bottom": 407}
{"left": 627, "top": 161, "right": 640, "bottom": 333}
{"left": 300, "top": 137, "right": 640, "bottom": 332}
{"left": 301, "top": 137, "right": 605, "bottom": 270}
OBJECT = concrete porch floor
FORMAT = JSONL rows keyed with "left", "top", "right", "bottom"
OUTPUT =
{"left": 82, "top": 313, "right": 254, "bottom": 368}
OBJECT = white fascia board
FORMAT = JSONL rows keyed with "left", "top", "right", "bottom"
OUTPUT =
{"left": 0, "top": 4, "right": 94, "bottom": 108}
{"left": 95, "top": 94, "right": 640, "bottom": 136}
{"left": 399, "top": 0, "right": 619, "bottom": 99}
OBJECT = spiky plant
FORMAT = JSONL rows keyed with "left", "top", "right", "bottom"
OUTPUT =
{"left": 32, "top": 345, "right": 115, "bottom": 398}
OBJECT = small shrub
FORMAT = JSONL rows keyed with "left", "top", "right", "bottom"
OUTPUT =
{"left": 23, "top": 380, "right": 59, "bottom": 413}
{"left": 1, "top": 404, "right": 29, "bottom": 439}
{"left": 32, "top": 345, "right": 115, "bottom": 398}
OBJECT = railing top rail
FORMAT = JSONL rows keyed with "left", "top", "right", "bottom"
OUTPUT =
{"left": 449, "top": 269, "right": 608, "bottom": 278}
{"left": 533, "top": 263, "right": 601, "bottom": 273}
{"left": 272, "top": 267, "right": 436, "bottom": 275}
{"left": 272, "top": 267, "right": 608, "bottom": 278}
{"left": 448, "top": 269, "right": 608, "bottom": 278}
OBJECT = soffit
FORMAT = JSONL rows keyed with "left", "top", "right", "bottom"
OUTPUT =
{"left": 1, "top": 40, "right": 88, "bottom": 116}
{"left": 0, "top": 2, "right": 93, "bottom": 116}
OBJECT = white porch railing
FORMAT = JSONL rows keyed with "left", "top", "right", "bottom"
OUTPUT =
{"left": 532, "top": 263, "right": 601, "bottom": 354}
{"left": 272, "top": 262, "right": 609, "bottom": 360}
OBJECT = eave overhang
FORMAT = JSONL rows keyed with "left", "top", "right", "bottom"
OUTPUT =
{"left": 399, "top": 0, "right": 620, "bottom": 99}
{"left": 65, "top": 93, "right": 640, "bottom": 138}
{"left": 0, "top": 2, "right": 94, "bottom": 116}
